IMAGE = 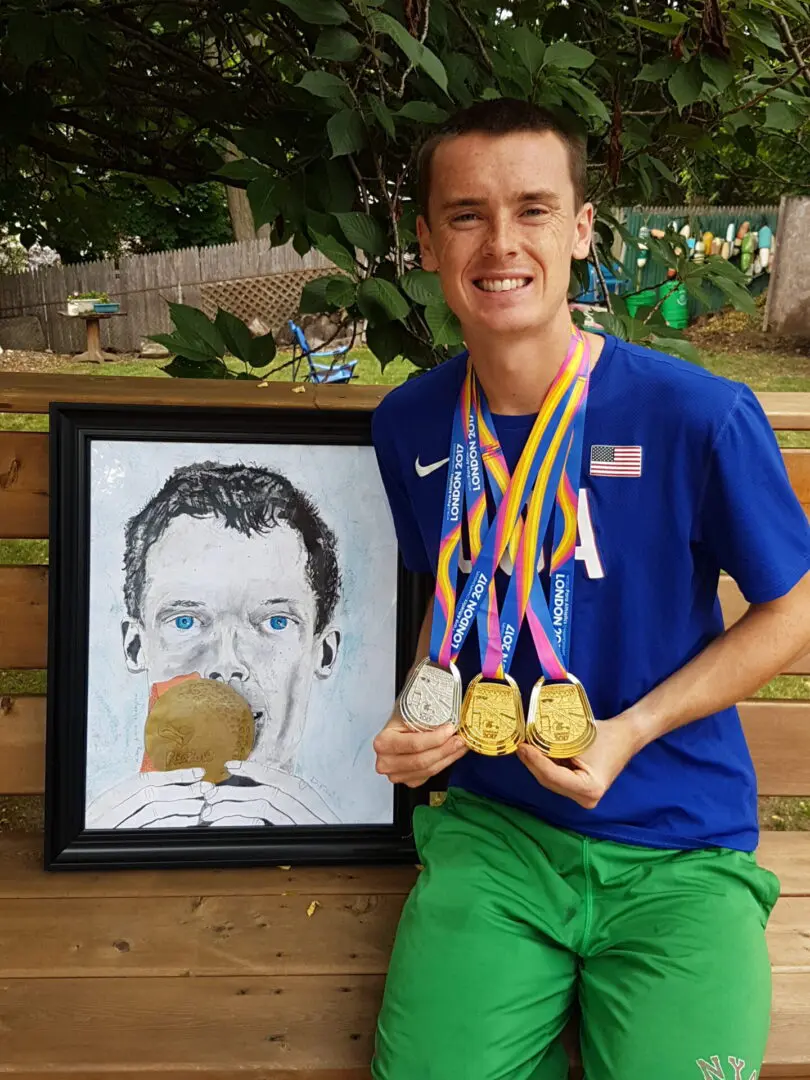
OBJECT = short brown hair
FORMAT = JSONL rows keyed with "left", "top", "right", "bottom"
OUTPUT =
{"left": 416, "top": 98, "right": 588, "bottom": 217}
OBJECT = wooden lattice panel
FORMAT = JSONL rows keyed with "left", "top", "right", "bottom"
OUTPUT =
{"left": 200, "top": 268, "right": 333, "bottom": 329}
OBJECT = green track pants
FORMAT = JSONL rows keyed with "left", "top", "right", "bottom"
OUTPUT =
{"left": 373, "top": 787, "right": 780, "bottom": 1080}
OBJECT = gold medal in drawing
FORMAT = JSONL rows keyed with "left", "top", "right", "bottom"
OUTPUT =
{"left": 144, "top": 677, "right": 255, "bottom": 784}
{"left": 459, "top": 674, "right": 525, "bottom": 757}
{"left": 526, "top": 673, "right": 597, "bottom": 759}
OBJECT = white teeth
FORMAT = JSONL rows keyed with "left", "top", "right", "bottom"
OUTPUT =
{"left": 476, "top": 277, "right": 529, "bottom": 292}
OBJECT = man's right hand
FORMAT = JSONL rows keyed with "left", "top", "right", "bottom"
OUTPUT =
{"left": 85, "top": 768, "right": 214, "bottom": 829}
{"left": 373, "top": 709, "right": 467, "bottom": 788}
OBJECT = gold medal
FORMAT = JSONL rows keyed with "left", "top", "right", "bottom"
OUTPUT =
{"left": 526, "top": 673, "right": 597, "bottom": 759}
{"left": 459, "top": 673, "right": 525, "bottom": 756}
{"left": 144, "top": 678, "right": 255, "bottom": 784}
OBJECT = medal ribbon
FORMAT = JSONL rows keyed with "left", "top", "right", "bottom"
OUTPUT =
{"left": 446, "top": 330, "right": 585, "bottom": 670}
{"left": 430, "top": 327, "right": 590, "bottom": 678}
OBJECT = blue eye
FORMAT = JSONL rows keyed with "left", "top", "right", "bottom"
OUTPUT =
{"left": 174, "top": 615, "right": 195, "bottom": 631}
{"left": 268, "top": 616, "right": 289, "bottom": 631}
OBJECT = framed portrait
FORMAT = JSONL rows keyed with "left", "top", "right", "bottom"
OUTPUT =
{"left": 44, "top": 402, "right": 430, "bottom": 870}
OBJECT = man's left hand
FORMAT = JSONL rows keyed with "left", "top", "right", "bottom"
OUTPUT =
{"left": 516, "top": 715, "right": 643, "bottom": 810}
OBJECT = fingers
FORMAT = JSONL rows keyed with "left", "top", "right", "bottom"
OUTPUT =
{"left": 202, "top": 796, "right": 295, "bottom": 826}
{"left": 209, "top": 815, "right": 265, "bottom": 828}
{"left": 86, "top": 776, "right": 213, "bottom": 829}
{"left": 206, "top": 778, "right": 323, "bottom": 826}
{"left": 125, "top": 797, "right": 207, "bottom": 829}
{"left": 86, "top": 768, "right": 208, "bottom": 824}
{"left": 516, "top": 744, "right": 601, "bottom": 808}
{"left": 373, "top": 721, "right": 459, "bottom": 758}
{"left": 377, "top": 733, "right": 468, "bottom": 789}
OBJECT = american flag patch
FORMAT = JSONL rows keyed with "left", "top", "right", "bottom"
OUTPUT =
{"left": 590, "top": 444, "right": 643, "bottom": 477}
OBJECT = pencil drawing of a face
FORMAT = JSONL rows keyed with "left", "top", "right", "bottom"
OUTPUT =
{"left": 119, "top": 462, "right": 342, "bottom": 768}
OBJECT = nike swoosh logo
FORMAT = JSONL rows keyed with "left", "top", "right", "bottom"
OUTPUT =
{"left": 415, "top": 456, "right": 450, "bottom": 478}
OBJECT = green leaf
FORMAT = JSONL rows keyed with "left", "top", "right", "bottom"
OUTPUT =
{"left": 357, "top": 278, "right": 411, "bottom": 323}
{"left": 310, "top": 230, "right": 358, "bottom": 276}
{"left": 327, "top": 108, "right": 367, "bottom": 156}
{"left": 734, "top": 125, "right": 757, "bottom": 157}
{"left": 504, "top": 26, "right": 546, "bottom": 75}
{"left": 325, "top": 276, "right": 357, "bottom": 308}
{"left": 650, "top": 334, "right": 702, "bottom": 365}
{"left": 544, "top": 41, "right": 595, "bottom": 70}
{"left": 424, "top": 300, "right": 464, "bottom": 346}
{"left": 558, "top": 79, "right": 610, "bottom": 125}
{"left": 668, "top": 61, "right": 704, "bottom": 111}
{"left": 300, "top": 277, "right": 338, "bottom": 314}
{"left": 275, "top": 0, "right": 348, "bottom": 25}
{"left": 335, "top": 211, "right": 388, "bottom": 256}
{"left": 53, "top": 16, "right": 90, "bottom": 67}
{"left": 399, "top": 269, "right": 444, "bottom": 305}
{"left": 214, "top": 308, "right": 255, "bottom": 363}
{"left": 481, "top": 87, "right": 501, "bottom": 100}
{"left": 765, "top": 100, "right": 802, "bottom": 130}
{"left": 395, "top": 101, "right": 449, "bottom": 123}
{"left": 636, "top": 57, "right": 678, "bottom": 82}
{"left": 167, "top": 303, "right": 226, "bottom": 356}
{"left": 247, "top": 174, "right": 278, "bottom": 230}
{"left": 314, "top": 28, "right": 362, "bottom": 61}
{"left": 621, "top": 14, "right": 685, "bottom": 38}
{"left": 648, "top": 156, "right": 678, "bottom": 184}
{"left": 366, "top": 322, "right": 404, "bottom": 369}
{"left": 712, "top": 276, "right": 758, "bottom": 315}
{"left": 148, "top": 334, "right": 221, "bottom": 365}
{"left": 163, "top": 355, "right": 228, "bottom": 379}
{"left": 7, "top": 12, "right": 49, "bottom": 73}
{"left": 368, "top": 94, "right": 396, "bottom": 137}
{"left": 700, "top": 55, "right": 733, "bottom": 91}
{"left": 743, "top": 11, "right": 784, "bottom": 51}
{"left": 592, "top": 311, "right": 629, "bottom": 339}
{"left": 297, "top": 71, "right": 350, "bottom": 100}
{"left": 215, "top": 159, "right": 270, "bottom": 182}
{"left": 370, "top": 12, "right": 448, "bottom": 93}
{"left": 247, "top": 331, "right": 277, "bottom": 369}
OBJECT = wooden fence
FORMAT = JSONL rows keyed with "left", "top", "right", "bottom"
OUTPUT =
{"left": 0, "top": 239, "right": 335, "bottom": 356}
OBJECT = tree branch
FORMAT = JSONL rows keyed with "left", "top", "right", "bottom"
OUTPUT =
{"left": 777, "top": 13, "right": 810, "bottom": 90}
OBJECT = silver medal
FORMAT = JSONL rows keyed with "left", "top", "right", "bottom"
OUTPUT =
{"left": 400, "top": 658, "right": 462, "bottom": 732}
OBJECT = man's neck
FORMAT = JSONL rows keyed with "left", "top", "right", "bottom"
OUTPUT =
{"left": 467, "top": 308, "right": 601, "bottom": 416}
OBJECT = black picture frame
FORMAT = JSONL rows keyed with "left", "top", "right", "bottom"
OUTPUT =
{"left": 44, "top": 402, "right": 431, "bottom": 871}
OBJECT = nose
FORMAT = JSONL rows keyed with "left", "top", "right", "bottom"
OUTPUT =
{"left": 204, "top": 628, "right": 250, "bottom": 685}
{"left": 482, "top": 213, "right": 519, "bottom": 260}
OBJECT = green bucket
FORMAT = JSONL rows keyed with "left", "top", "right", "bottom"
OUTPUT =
{"left": 625, "top": 289, "right": 658, "bottom": 319}
{"left": 659, "top": 282, "right": 689, "bottom": 329}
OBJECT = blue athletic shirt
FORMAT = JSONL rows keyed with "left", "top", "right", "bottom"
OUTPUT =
{"left": 372, "top": 334, "right": 810, "bottom": 853}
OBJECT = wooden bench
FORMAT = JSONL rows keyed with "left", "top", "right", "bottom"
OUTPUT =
{"left": 0, "top": 372, "right": 808, "bottom": 1078}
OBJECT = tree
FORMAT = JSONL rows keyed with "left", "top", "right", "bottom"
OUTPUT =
{"left": 3, "top": 0, "right": 810, "bottom": 370}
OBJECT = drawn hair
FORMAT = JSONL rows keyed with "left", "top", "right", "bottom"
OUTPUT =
{"left": 123, "top": 461, "right": 341, "bottom": 634}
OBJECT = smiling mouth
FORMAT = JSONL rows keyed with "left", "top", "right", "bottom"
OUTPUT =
{"left": 473, "top": 277, "right": 533, "bottom": 293}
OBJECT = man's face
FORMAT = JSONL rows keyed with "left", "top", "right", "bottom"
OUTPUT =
{"left": 417, "top": 131, "right": 593, "bottom": 342}
{"left": 121, "top": 515, "right": 339, "bottom": 769}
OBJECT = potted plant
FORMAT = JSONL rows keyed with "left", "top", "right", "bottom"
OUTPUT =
{"left": 66, "top": 291, "right": 120, "bottom": 316}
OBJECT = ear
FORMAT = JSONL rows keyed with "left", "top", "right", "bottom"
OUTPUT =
{"left": 572, "top": 201, "right": 595, "bottom": 261}
{"left": 314, "top": 628, "right": 341, "bottom": 680}
{"left": 417, "top": 214, "right": 439, "bottom": 272}
{"left": 121, "top": 619, "right": 147, "bottom": 674}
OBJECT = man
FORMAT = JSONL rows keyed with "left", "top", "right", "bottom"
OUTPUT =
{"left": 86, "top": 461, "right": 342, "bottom": 829}
{"left": 371, "top": 99, "right": 810, "bottom": 1079}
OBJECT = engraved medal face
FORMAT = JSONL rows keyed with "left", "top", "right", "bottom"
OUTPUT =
{"left": 400, "top": 659, "right": 461, "bottom": 732}
{"left": 526, "top": 678, "right": 596, "bottom": 759}
{"left": 144, "top": 678, "right": 255, "bottom": 784}
{"left": 460, "top": 675, "right": 525, "bottom": 757}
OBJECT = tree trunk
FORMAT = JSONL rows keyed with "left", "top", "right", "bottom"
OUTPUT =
{"left": 221, "top": 143, "right": 270, "bottom": 241}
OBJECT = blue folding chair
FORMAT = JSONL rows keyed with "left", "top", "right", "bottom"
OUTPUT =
{"left": 288, "top": 320, "right": 358, "bottom": 384}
